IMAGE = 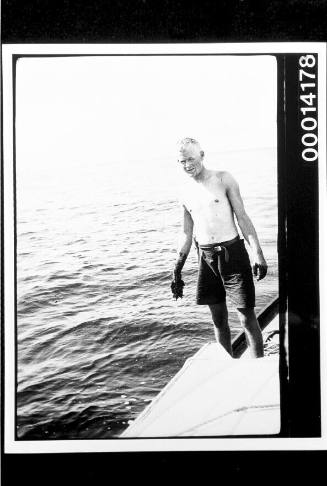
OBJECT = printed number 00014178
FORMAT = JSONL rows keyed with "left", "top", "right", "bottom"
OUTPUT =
{"left": 299, "top": 54, "right": 318, "bottom": 163}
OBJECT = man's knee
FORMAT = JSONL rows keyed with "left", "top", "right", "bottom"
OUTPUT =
{"left": 236, "top": 307, "right": 256, "bottom": 318}
{"left": 236, "top": 307, "right": 259, "bottom": 329}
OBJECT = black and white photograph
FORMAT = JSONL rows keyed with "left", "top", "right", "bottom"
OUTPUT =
{"left": 2, "top": 43, "right": 326, "bottom": 454}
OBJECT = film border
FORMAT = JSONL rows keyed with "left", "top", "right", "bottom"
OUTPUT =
{"left": 1, "top": 43, "right": 326, "bottom": 454}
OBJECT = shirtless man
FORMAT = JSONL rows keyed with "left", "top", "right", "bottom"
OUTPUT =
{"left": 171, "top": 138, "right": 268, "bottom": 358}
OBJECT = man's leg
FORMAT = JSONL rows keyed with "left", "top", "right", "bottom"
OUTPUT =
{"left": 236, "top": 307, "right": 264, "bottom": 358}
{"left": 208, "top": 302, "right": 233, "bottom": 356}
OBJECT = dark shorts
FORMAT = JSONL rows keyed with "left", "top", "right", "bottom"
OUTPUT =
{"left": 196, "top": 238, "right": 255, "bottom": 308}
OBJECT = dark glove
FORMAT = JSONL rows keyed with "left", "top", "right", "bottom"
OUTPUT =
{"left": 171, "top": 273, "right": 185, "bottom": 300}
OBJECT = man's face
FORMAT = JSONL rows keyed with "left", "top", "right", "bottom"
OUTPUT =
{"left": 177, "top": 145, "right": 204, "bottom": 178}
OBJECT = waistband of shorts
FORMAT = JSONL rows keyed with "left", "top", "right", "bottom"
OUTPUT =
{"left": 199, "top": 235, "right": 240, "bottom": 250}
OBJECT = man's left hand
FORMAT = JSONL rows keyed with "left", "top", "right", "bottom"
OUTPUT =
{"left": 252, "top": 254, "right": 268, "bottom": 281}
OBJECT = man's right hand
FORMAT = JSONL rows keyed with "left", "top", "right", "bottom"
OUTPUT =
{"left": 171, "top": 272, "right": 185, "bottom": 300}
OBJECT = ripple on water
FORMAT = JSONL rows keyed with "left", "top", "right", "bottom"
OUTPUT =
{"left": 16, "top": 153, "right": 278, "bottom": 439}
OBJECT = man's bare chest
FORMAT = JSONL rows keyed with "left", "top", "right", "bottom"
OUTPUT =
{"left": 184, "top": 181, "right": 229, "bottom": 213}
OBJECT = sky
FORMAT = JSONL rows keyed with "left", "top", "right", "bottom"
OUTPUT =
{"left": 16, "top": 55, "right": 277, "bottom": 177}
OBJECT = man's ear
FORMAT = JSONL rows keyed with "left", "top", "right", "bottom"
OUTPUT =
{"left": 200, "top": 151, "right": 204, "bottom": 158}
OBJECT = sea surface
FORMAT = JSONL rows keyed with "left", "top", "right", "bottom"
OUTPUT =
{"left": 16, "top": 148, "right": 278, "bottom": 439}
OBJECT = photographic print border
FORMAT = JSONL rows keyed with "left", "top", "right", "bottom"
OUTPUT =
{"left": 2, "top": 42, "right": 327, "bottom": 454}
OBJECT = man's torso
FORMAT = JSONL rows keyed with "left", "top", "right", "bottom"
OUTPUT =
{"left": 181, "top": 170, "right": 238, "bottom": 245}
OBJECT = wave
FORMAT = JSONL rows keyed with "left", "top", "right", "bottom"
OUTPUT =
{"left": 16, "top": 162, "right": 278, "bottom": 439}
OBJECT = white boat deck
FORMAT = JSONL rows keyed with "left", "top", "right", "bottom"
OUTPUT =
{"left": 121, "top": 316, "right": 280, "bottom": 437}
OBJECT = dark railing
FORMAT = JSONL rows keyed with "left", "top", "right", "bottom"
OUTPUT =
{"left": 232, "top": 296, "right": 279, "bottom": 358}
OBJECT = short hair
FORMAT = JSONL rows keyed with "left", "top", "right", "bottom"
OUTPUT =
{"left": 177, "top": 137, "right": 202, "bottom": 152}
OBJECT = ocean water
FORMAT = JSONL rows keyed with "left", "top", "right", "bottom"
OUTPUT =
{"left": 16, "top": 148, "right": 278, "bottom": 439}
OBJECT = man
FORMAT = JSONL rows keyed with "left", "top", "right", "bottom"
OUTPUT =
{"left": 171, "top": 138, "right": 268, "bottom": 358}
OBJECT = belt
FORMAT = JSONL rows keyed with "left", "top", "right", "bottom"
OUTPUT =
{"left": 198, "top": 235, "right": 240, "bottom": 274}
{"left": 199, "top": 235, "right": 240, "bottom": 262}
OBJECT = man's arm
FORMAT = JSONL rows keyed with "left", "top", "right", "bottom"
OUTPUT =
{"left": 174, "top": 205, "right": 194, "bottom": 274}
{"left": 171, "top": 206, "right": 194, "bottom": 299}
{"left": 222, "top": 172, "right": 268, "bottom": 281}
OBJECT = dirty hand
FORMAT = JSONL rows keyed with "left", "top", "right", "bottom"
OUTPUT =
{"left": 171, "top": 272, "right": 185, "bottom": 300}
{"left": 252, "top": 254, "right": 268, "bottom": 281}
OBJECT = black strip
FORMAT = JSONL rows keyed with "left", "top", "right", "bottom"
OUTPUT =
{"left": 284, "top": 54, "right": 321, "bottom": 437}
{"left": 2, "top": 0, "right": 327, "bottom": 43}
{"left": 3, "top": 450, "right": 327, "bottom": 485}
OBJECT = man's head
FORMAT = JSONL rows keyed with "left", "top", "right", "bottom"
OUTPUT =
{"left": 177, "top": 138, "right": 205, "bottom": 178}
